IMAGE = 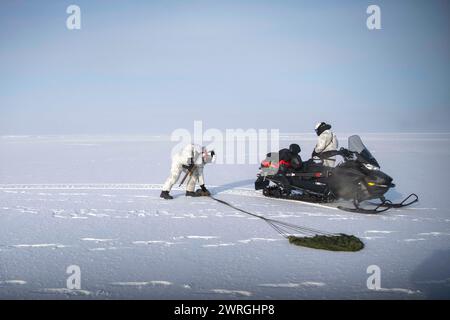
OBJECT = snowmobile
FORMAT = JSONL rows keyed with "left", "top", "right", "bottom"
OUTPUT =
{"left": 255, "top": 135, "right": 418, "bottom": 214}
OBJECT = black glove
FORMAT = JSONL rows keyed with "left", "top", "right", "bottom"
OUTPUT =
{"left": 200, "top": 184, "right": 208, "bottom": 192}
{"left": 210, "top": 150, "right": 215, "bottom": 157}
{"left": 341, "top": 148, "right": 355, "bottom": 159}
{"left": 311, "top": 150, "right": 319, "bottom": 158}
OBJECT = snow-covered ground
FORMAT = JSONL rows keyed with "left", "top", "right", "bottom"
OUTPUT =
{"left": 0, "top": 133, "right": 449, "bottom": 299}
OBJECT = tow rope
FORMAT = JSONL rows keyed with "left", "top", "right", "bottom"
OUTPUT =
{"left": 209, "top": 195, "right": 364, "bottom": 252}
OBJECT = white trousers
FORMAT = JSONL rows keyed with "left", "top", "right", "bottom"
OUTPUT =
{"left": 162, "top": 163, "right": 201, "bottom": 192}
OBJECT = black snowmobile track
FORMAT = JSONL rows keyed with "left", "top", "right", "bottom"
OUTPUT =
{"left": 261, "top": 185, "right": 411, "bottom": 214}
{"left": 262, "top": 186, "right": 335, "bottom": 204}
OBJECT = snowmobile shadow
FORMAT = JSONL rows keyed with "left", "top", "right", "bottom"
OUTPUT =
{"left": 210, "top": 179, "right": 255, "bottom": 194}
{"left": 384, "top": 189, "right": 405, "bottom": 201}
{"left": 410, "top": 249, "right": 450, "bottom": 299}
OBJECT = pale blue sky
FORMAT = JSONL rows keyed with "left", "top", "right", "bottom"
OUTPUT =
{"left": 0, "top": 0, "right": 449, "bottom": 134}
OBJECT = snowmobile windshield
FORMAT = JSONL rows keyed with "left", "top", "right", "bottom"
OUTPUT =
{"left": 348, "top": 135, "right": 380, "bottom": 168}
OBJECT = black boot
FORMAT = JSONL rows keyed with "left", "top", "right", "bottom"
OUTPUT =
{"left": 198, "top": 185, "right": 211, "bottom": 196}
{"left": 186, "top": 191, "right": 200, "bottom": 197}
{"left": 160, "top": 191, "right": 173, "bottom": 200}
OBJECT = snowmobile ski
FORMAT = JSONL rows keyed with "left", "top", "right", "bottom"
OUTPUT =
{"left": 368, "top": 193, "right": 419, "bottom": 209}
{"left": 337, "top": 199, "right": 392, "bottom": 214}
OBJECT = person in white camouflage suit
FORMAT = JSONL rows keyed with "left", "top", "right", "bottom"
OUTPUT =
{"left": 160, "top": 144, "right": 215, "bottom": 200}
{"left": 312, "top": 122, "right": 339, "bottom": 167}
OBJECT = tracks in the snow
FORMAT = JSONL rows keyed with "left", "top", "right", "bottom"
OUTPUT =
{"left": 0, "top": 183, "right": 174, "bottom": 190}
{"left": 0, "top": 183, "right": 341, "bottom": 211}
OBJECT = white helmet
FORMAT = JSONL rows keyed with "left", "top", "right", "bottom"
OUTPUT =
{"left": 315, "top": 122, "right": 331, "bottom": 136}
{"left": 315, "top": 122, "right": 324, "bottom": 131}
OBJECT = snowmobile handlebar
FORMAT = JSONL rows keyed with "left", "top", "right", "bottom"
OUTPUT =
{"left": 328, "top": 148, "right": 379, "bottom": 168}
{"left": 314, "top": 148, "right": 367, "bottom": 166}
{"left": 317, "top": 148, "right": 354, "bottom": 160}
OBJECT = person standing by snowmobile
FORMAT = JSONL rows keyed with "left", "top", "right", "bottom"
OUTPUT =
{"left": 160, "top": 144, "right": 215, "bottom": 200}
{"left": 312, "top": 122, "right": 338, "bottom": 167}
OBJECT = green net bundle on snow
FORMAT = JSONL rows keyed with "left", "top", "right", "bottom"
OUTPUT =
{"left": 210, "top": 196, "right": 364, "bottom": 252}
{"left": 288, "top": 234, "right": 364, "bottom": 252}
